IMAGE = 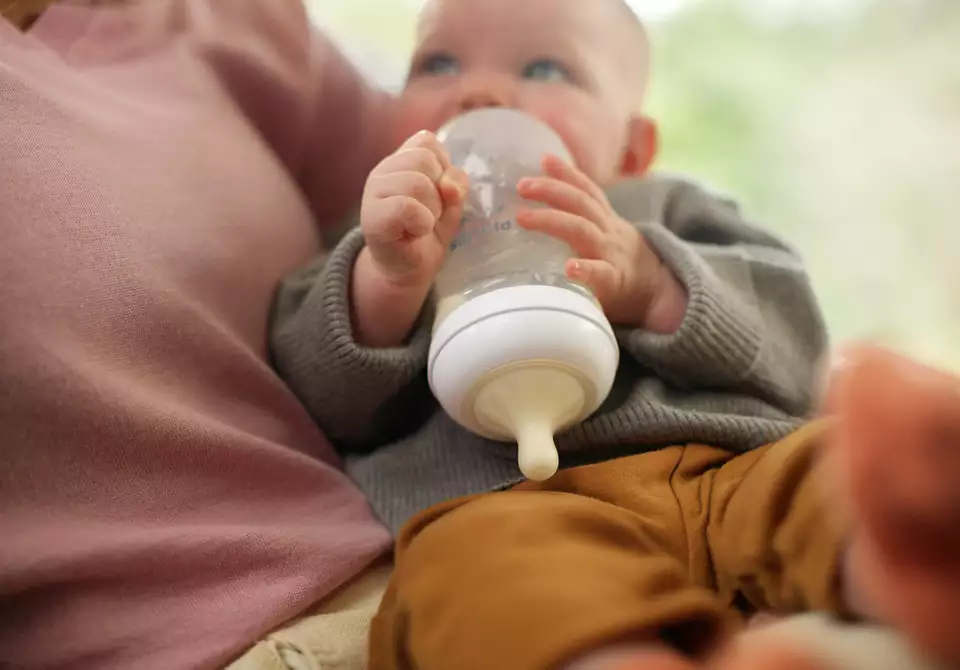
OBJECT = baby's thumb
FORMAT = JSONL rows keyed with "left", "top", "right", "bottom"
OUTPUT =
{"left": 439, "top": 167, "right": 468, "bottom": 206}
{"left": 436, "top": 167, "right": 468, "bottom": 244}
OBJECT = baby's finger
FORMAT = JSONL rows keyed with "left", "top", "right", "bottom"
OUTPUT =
{"left": 439, "top": 166, "right": 469, "bottom": 206}
{"left": 367, "top": 171, "right": 444, "bottom": 221}
{"left": 566, "top": 258, "right": 621, "bottom": 302}
{"left": 435, "top": 168, "right": 468, "bottom": 247}
{"left": 542, "top": 154, "right": 610, "bottom": 209}
{"left": 400, "top": 130, "right": 452, "bottom": 171}
{"left": 517, "top": 176, "right": 608, "bottom": 227}
{"left": 517, "top": 208, "right": 604, "bottom": 259}
{"left": 373, "top": 146, "right": 446, "bottom": 184}
{"left": 363, "top": 195, "right": 435, "bottom": 244}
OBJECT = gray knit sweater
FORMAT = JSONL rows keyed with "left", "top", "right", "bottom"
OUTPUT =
{"left": 270, "top": 175, "right": 828, "bottom": 534}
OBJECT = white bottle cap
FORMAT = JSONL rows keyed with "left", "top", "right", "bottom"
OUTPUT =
{"left": 428, "top": 285, "right": 619, "bottom": 481}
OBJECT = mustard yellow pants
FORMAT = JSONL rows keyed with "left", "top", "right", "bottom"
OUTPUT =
{"left": 228, "top": 420, "right": 940, "bottom": 670}
{"left": 370, "top": 422, "right": 853, "bottom": 670}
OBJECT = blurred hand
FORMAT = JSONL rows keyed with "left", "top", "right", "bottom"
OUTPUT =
{"left": 826, "top": 345, "right": 960, "bottom": 666}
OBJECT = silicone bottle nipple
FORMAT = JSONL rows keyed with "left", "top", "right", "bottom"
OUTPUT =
{"left": 513, "top": 417, "right": 562, "bottom": 482}
{"left": 472, "top": 366, "right": 587, "bottom": 481}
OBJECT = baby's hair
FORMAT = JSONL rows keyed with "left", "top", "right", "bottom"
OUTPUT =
{"left": 612, "top": 0, "right": 652, "bottom": 106}
{"left": 615, "top": 0, "right": 646, "bottom": 37}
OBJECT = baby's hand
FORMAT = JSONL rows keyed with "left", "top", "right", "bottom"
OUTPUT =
{"left": 517, "top": 156, "right": 687, "bottom": 333}
{"left": 360, "top": 131, "right": 468, "bottom": 290}
{"left": 351, "top": 131, "right": 467, "bottom": 348}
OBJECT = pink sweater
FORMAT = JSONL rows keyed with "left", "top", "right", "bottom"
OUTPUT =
{"left": 0, "top": 2, "right": 393, "bottom": 668}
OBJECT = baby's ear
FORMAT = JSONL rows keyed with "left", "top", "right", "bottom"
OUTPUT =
{"left": 619, "top": 115, "right": 658, "bottom": 177}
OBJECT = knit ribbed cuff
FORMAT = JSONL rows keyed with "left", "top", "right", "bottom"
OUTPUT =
{"left": 619, "top": 222, "right": 763, "bottom": 387}
{"left": 316, "top": 227, "right": 432, "bottom": 385}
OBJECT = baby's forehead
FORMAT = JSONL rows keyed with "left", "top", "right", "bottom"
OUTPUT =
{"left": 416, "top": 0, "right": 643, "bottom": 44}
{"left": 421, "top": 0, "right": 644, "bottom": 55}
{"left": 414, "top": 0, "right": 648, "bottom": 85}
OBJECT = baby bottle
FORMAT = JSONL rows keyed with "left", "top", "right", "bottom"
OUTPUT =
{"left": 427, "top": 108, "right": 619, "bottom": 481}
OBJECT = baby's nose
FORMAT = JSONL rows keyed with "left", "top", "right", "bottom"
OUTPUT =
{"left": 457, "top": 74, "right": 514, "bottom": 112}
{"left": 459, "top": 89, "right": 506, "bottom": 111}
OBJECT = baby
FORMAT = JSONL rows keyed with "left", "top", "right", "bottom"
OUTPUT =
{"left": 271, "top": 0, "right": 960, "bottom": 668}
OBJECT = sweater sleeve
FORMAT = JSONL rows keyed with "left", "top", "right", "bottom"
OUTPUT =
{"left": 188, "top": 0, "right": 394, "bottom": 227}
{"left": 607, "top": 177, "right": 829, "bottom": 418}
{"left": 270, "top": 226, "right": 434, "bottom": 451}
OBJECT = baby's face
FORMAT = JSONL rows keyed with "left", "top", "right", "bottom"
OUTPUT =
{"left": 397, "top": 0, "right": 654, "bottom": 185}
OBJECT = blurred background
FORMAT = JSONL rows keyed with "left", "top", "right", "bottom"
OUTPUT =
{"left": 308, "top": 0, "right": 960, "bottom": 368}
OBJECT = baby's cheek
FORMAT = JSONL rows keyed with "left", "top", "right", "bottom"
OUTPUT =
{"left": 534, "top": 109, "right": 621, "bottom": 183}
{"left": 537, "top": 113, "right": 589, "bottom": 161}
{"left": 395, "top": 95, "right": 447, "bottom": 146}
{"left": 524, "top": 115, "right": 598, "bottom": 181}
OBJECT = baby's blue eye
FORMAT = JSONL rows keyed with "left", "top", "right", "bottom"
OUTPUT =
{"left": 523, "top": 59, "right": 572, "bottom": 83}
{"left": 418, "top": 54, "right": 460, "bottom": 76}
